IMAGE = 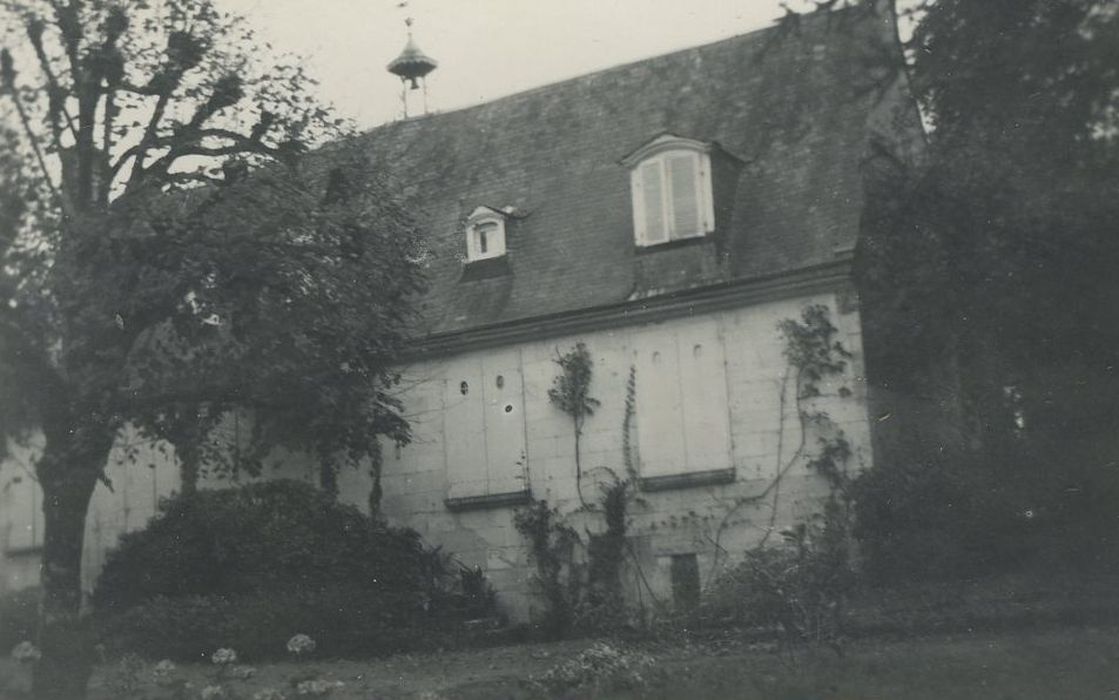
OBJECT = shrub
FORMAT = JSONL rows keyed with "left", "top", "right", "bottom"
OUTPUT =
{"left": 851, "top": 451, "right": 1041, "bottom": 583}
{"left": 94, "top": 480, "right": 495, "bottom": 659}
{"left": 701, "top": 509, "right": 853, "bottom": 653}
{"left": 99, "top": 588, "right": 494, "bottom": 661}
{"left": 94, "top": 480, "right": 423, "bottom": 612}
{"left": 513, "top": 499, "right": 583, "bottom": 637}
{"left": 0, "top": 587, "right": 39, "bottom": 653}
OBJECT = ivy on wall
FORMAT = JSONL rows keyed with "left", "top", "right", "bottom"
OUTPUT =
{"left": 548, "top": 343, "right": 601, "bottom": 508}
{"left": 518, "top": 304, "right": 859, "bottom": 635}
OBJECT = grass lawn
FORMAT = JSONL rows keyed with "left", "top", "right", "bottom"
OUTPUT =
{"left": 3, "top": 625, "right": 1119, "bottom": 699}
{"left": 644, "top": 626, "right": 1119, "bottom": 700}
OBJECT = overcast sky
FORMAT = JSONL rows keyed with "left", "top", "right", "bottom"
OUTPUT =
{"left": 215, "top": 0, "right": 796, "bottom": 129}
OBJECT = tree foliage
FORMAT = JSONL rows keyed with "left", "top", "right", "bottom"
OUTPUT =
{"left": 856, "top": 0, "right": 1119, "bottom": 571}
{"left": 0, "top": 1, "right": 426, "bottom": 696}
{"left": 864, "top": 0, "right": 1119, "bottom": 405}
{"left": 93, "top": 481, "right": 496, "bottom": 661}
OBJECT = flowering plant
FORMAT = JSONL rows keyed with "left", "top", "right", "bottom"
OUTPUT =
{"left": 295, "top": 679, "right": 345, "bottom": 696}
{"left": 211, "top": 648, "right": 238, "bottom": 665}
{"left": 10, "top": 641, "right": 42, "bottom": 663}
{"left": 230, "top": 665, "right": 257, "bottom": 680}
{"left": 200, "top": 685, "right": 228, "bottom": 700}
{"left": 152, "top": 658, "right": 178, "bottom": 687}
{"left": 533, "top": 642, "right": 655, "bottom": 694}
{"left": 285, "top": 634, "right": 316, "bottom": 656}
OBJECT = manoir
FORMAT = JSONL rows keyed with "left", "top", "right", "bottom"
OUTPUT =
{"left": 1, "top": 6, "right": 925, "bottom": 620}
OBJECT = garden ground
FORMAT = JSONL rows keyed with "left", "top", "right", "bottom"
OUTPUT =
{"left": 3, "top": 623, "right": 1119, "bottom": 699}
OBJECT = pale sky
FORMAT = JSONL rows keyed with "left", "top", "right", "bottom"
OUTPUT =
{"left": 215, "top": 0, "right": 797, "bottom": 129}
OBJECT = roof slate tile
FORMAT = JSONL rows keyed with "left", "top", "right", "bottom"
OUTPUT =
{"left": 356, "top": 8, "right": 905, "bottom": 337}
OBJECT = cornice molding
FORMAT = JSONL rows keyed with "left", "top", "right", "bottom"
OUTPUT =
{"left": 408, "top": 256, "right": 855, "bottom": 360}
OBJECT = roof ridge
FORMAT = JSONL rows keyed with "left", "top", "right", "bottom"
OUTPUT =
{"left": 361, "top": 6, "right": 862, "bottom": 134}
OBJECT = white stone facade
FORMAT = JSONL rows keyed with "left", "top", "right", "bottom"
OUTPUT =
{"left": 1, "top": 288, "right": 872, "bottom": 622}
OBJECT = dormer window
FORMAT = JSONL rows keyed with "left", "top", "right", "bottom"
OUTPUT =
{"left": 465, "top": 206, "right": 507, "bottom": 262}
{"left": 622, "top": 135, "right": 717, "bottom": 247}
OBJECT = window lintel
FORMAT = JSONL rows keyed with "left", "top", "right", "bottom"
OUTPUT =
{"left": 620, "top": 134, "right": 745, "bottom": 169}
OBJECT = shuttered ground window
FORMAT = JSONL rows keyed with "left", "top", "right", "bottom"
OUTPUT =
{"left": 631, "top": 149, "right": 714, "bottom": 246}
{"left": 442, "top": 350, "right": 528, "bottom": 500}
{"left": 631, "top": 318, "right": 732, "bottom": 478}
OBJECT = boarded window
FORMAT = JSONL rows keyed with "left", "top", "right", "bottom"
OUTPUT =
{"left": 443, "top": 361, "right": 488, "bottom": 498}
{"left": 443, "top": 351, "right": 527, "bottom": 498}
{"left": 632, "top": 319, "right": 731, "bottom": 478}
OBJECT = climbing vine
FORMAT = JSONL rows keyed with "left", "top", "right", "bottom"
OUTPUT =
{"left": 703, "top": 304, "right": 857, "bottom": 657}
{"left": 516, "top": 344, "right": 639, "bottom": 634}
{"left": 549, "top": 343, "right": 601, "bottom": 508}
{"left": 520, "top": 307, "right": 858, "bottom": 640}
{"left": 513, "top": 499, "right": 583, "bottom": 636}
{"left": 707, "top": 303, "right": 856, "bottom": 562}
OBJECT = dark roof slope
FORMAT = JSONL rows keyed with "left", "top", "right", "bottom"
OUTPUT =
{"left": 358, "top": 7, "right": 910, "bottom": 336}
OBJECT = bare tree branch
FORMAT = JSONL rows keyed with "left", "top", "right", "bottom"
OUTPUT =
{"left": 1, "top": 49, "right": 67, "bottom": 214}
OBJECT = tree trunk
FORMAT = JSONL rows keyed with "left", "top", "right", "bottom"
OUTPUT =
{"left": 32, "top": 436, "right": 111, "bottom": 700}
{"left": 368, "top": 442, "right": 383, "bottom": 519}
{"left": 178, "top": 444, "right": 200, "bottom": 496}
{"left": 320, "top": 458, "right": 337, "bottom": 498}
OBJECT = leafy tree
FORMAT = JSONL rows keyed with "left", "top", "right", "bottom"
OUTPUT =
{"left": 0, "top": 1, "right": 425, "bottom": 696}
{"left": 864, "top": 0, "right": 1118, "bottom": 430}
{"left": 856, "top": 0, "right": 1119, "bottom": 569}
{"left": 766, "top": 0, "right": 1117, "bottom": 569}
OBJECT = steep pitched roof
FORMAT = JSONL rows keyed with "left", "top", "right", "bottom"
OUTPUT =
{"left": 357, "top": 7, "right": 909, "bottom": 337}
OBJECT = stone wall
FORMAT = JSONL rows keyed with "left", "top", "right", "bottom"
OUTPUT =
{"left": 371, "top": 291, "right": 871, "bottom": 620}
{"left": 0, "top": 292, "right": 872, "bottom": 624}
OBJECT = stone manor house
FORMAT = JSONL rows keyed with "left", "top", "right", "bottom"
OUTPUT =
{"left": 1, "top": 7, "right": 923, "bottom": 619}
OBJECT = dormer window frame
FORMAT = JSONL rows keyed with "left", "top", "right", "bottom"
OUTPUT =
{"left": 464, "top": 206, "right": 507, "bottom": 263}
{"left": 622, "top": 135, "right": 717, "bottom": 248}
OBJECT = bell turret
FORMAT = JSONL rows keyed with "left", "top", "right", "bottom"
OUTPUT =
{"left": 387, "top": 18, "right": 437, "bottom": 117}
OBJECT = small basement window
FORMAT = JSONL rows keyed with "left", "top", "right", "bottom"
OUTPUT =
{"left": 465, "top": 206, "right": 507, "bottom": 262}
{"left": 670, "top": 553, "right": 701, "bottom": 610}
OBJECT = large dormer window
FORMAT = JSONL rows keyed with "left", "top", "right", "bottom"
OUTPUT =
{"left": 465, "top": 206, "right": 507, "bottom": 262}
{"left": 623, "top": 135, "right": 716, "bottom": 247}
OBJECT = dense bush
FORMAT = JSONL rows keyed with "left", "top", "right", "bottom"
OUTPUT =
{"left": 94, "top": 480, "right": 422, "bottom": 612}
{"left": 97, "top": 588, "right": 459, "bottom": 661}
{"left": 513, "top": 499, "right": 583, "bottom": 637}
{"left": 94, "top": 480, "right": 496, "bottom": 660}
{"left": 700, "top": 511, "right": 853, "bottom": 652}
{"left": 848, "top": 449, "right": 1108, "bottom": 583}
{"left": 0, "top": 587, "right": 39, "bottom": 652}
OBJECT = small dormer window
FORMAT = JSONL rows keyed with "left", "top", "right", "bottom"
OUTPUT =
{"left": 622, "top": 135, "right": 716, "bottom": 247}
{"left": 465, "top": 206, "right": 506, "bottom": 262}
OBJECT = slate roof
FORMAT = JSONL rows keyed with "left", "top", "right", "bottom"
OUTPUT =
{"left": 356, "top": 7, "right": 908, "bottom": 337}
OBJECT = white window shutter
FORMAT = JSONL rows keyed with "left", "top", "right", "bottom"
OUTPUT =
{"left": 630, "top": 168, "right": 647, "bottom": 244}
{"left": 666, "top": 153, "right": 700, "bottom": 239}
{"left": 699, "top": 153, "right": 715, "bottom": 233}
{"left": 640, "top": 160, "right": 668, "bottom": 245}
{"left": 632, "top": 330, "right": 687, "bottom": 477}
